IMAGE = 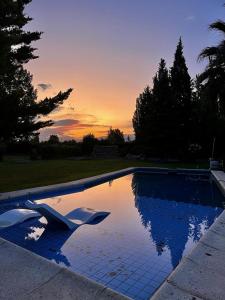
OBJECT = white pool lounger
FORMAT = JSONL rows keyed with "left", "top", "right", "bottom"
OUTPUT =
{"left": 0, "top": 209, "right": 41, "bottom": 228}
{"left": 25, "top": 200, "right": 110, "bottom": 230}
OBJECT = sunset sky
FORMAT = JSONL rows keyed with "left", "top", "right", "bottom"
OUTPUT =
{"left": 25, "top": 0, "right": 224, "bottom": 141}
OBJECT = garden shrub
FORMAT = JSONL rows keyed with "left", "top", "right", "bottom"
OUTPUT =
{"left": 39, "top": 144, "right": 82, "bottom": 159}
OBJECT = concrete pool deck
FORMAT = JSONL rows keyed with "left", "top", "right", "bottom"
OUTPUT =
{"left": 0, "top": 236, "right": 130, "bottom": 300}
{"left": 0, "top": 167, "right": 224, "bottom": 300}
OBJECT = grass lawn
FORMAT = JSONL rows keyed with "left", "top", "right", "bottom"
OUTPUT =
{"left": 0, "top": 156, "right": 208, "bottom": 193}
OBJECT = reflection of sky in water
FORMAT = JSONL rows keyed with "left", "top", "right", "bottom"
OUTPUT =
{"left": 0, "top": 173, "right": 224, "bottom": 300}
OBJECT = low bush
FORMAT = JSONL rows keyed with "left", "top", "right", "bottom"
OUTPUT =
{"left": 7, "top": 142, "right": 32, "bottom": 155}
{"left": 0, "top": 143, "right": 6, "bottom": 161}
{"left": 39, "top": 144, "right": 82, "bottom": 159}
{"left": 128, "top": 144, "right": 154, "bottom": 157}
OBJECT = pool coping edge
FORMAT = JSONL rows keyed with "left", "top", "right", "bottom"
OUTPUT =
{"left": 0, "top": 166, "right": 209, "bottom": 201}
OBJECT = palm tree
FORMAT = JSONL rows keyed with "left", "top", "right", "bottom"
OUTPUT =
{"left": 198, "top": 10, "right": 225, "bottom": 116}
{"left": 198, "top": 7, "right": 225, "bottom": 159}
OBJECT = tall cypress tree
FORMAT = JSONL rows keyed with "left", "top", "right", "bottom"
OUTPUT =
{"left": 133, "top": 59, "right": 176, "bottom": 156}
{"left": 133, "top": 86, "right": 153, "bottom": 145}
{"left": 151, "top": 59, "right": 180, "bottom": 156}
{"left": 170, "top": 38, "right": 192, "bottom": 150}
{"left": 0, "top": 0, "right": 72, "bottom": 142}
{"left": 133, "top": 41, "right": 194, "bottom": 157}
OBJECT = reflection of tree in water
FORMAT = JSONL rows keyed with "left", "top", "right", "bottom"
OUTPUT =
{"left": 0, "top": 218, "right": 72, "bottom": 267}
{"left": 132, "top": 173, "right": 223, "bottom": 268}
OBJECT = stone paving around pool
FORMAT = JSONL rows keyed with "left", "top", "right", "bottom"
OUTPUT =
{"left": 0, "top": 237, "right": 130, "bottom": 300}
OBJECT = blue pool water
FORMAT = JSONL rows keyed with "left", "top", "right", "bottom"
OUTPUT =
{"left": 0, "top": 172, "right": 224, "bottom": 300}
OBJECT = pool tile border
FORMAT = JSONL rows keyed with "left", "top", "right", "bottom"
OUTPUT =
{"left": 0, "top": 167, "right": 223, "bottom": 300}
{"left": 0, "top": 168, "right": 135, "bottom": 201}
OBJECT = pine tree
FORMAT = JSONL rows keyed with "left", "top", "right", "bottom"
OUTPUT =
{"left": 0, "top": 0, "right": 72, "bottom": 142}
{"left": 170, "top": 38, "right": 192, "bottom": 150}
{"left": 0, "top": 0, "right": 41, "bottom": 75}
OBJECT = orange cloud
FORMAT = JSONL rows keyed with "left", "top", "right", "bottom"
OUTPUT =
{"left": 39, "top": 112, "right": 133, "bottom": 141}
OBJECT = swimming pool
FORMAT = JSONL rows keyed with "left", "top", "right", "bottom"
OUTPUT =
{"left": 0, "top": 171, "right": 224, "bottom": 300}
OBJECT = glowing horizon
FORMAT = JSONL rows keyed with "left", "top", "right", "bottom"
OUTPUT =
{"left": 25, "top": 0, "right": 224, "bottom": 141}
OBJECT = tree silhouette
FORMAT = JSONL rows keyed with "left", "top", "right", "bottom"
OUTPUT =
{"left": 0, "top": 0, "right": 41, "bottom": 76}
{"left": 133, "top": 86, "right": 153, "bottom": 145}
{"left": 133, "top": 59, "right": 179, "bottom": 156}
{"left": 151, "top": 59, "right": 177, "bottom": 155}
{"left": 133, "top": 39, "right": 196, "bottom": 157}
{"left": 198, "top": 18, "right": 225, "bottom": 114}
{"left": 170, "top": 38, "right": 192, "bottom": 150}
{"left": 48, "top": 135, "right": 60, "bottom": 144}
{"left": 107, "top": 128, "right": 125, "bottom": 145}
{"left": 198, "top": 6, "right": 225, "bottom": 157}
{"left": 82, "top": 133, "right": 97, "bottom": 154}
{"left": 0, "top": 0, "right": 72, "bottom": 142}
